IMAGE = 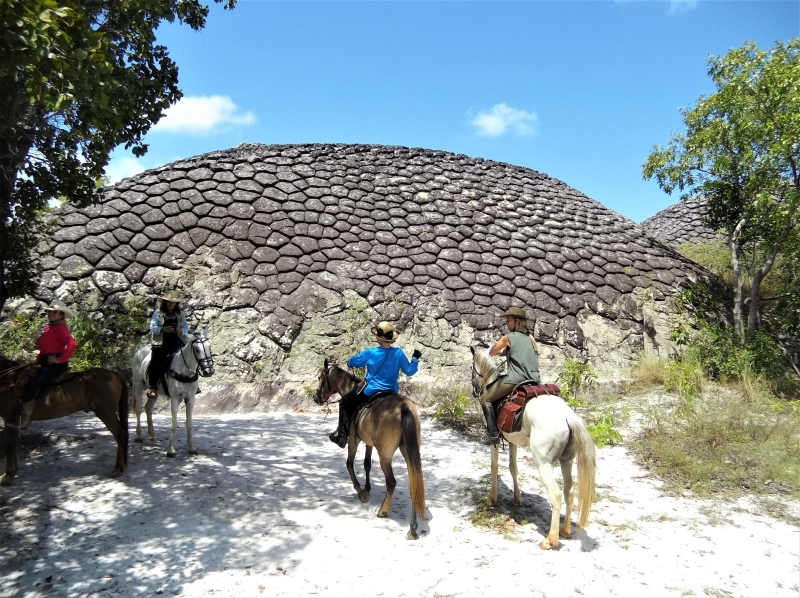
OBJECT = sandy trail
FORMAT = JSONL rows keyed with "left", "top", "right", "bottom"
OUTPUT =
{"left": 0, "top": 410, "right": 797, "bottom": 597}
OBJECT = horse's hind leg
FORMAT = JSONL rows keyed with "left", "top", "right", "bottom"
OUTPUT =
{"left": 96, "top": 411, "right": 126, "bottom": 477}
{"left": 145, "top": 394, "right": 158, "bottom": 442}
{"left": 488, "top": 443, "right": 500, "bottom": 505}
{"left": 346, "top": 440, "right": 368, "bottom": 502}
{"left": 363, "top": 445, "right": 372, "bottom": 495}
{"left": 399, "top": 444, "right": 418, "bottom": 540}
{"left": 1, "top": 424, "right": 19, "bottom": 486}
{"left": 376, "top": 450, "right": 396, "bottom": 519}
{"left": 509, "top": 444, "right": 522, "bottom": 506}
{"left": 560, "top": 457, "right": 575, "bottom": 539}
{"left": 133, "top": 384, "right": 144, "bottom": 443}
{"left": 535, "top": 460, "right": 563, "bottom": 550}
{"left": 167, "top": 395, "right": 180, "bottom": 458}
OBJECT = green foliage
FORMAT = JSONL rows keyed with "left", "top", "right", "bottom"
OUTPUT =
{"left": 0, "top": 313, "right": 40, "bottom": 360}
{"left": 586, "top": 405, "right": 627, "bottom": 448}
{"left": 677, "top": 239, "right": 733, "bottom": 286}
{"left": 432, "top": 387, "right": 471, "bottom": 423}
{"left": 0, "top": 0, "right": 235, "bottom": 312}
{"left": 643, "top": 40, "right": 800, "bottom": 339}
{"left": 557, "top": 358, "right": 597, "bottom": 409}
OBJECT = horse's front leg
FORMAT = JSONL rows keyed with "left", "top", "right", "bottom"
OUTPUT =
{"left": 134, "top": 385, "right": 144, "bottom": 443}
{"left": 0, "top": 423, "right": 18, "bottom": 486}
{"left": 509, "top": 443, "right": 522, "bottom": 506}
{"left": 186, "top": 390, "right": 197, "bottom": 456}
{"left": 488, "top": 443, "right": 500, "bottom": 505}
{"left": 346, "top": 439, "right": 368, "bottom": 503}
{"left": 145, "top": 393, "right": 158, "bottom": 442}
{"left": 167, "top": 394, "right": 180, "bottom": 458}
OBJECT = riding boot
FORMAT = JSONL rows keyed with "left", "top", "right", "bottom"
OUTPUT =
{"left": 328, "top": 411, "right": 349, "bottom": 448}
{"left": 480, "top": 403, "right": 500, "bottom": 445}
{"left": 18, "top": 400, "right": 36, "bottom": 430}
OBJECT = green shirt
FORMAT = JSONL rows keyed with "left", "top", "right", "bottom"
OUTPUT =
{"left": 505, "top": 331, "right": 541, "bottom": 385}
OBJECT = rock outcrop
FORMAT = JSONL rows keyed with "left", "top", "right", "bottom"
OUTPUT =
{"left": 640, "top": 197, "right": 721, "bottom": 249}
{"left": 25, "top": 143, "right": 714, "bottom": 403}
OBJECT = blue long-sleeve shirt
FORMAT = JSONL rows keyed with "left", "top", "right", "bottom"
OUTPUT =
{"left": 347, "top": 346, "right": 418, "bottom": 395}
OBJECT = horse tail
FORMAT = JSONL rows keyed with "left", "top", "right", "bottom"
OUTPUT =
{"left": 401, "top": 403, "right": 426, "bottom": 519}
{"left": 566, "top": 409, "right": 596, "bottom": 530}
{"left": 118, "top": 376, "right": 129, "bottom": 467}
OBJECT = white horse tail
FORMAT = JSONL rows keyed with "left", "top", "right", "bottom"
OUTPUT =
{"left": 566, "top": 409, "right": 596, "bottom": 530}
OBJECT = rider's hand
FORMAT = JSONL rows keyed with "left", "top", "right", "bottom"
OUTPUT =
{"left": 412, "top": 349, "right": 422, "bottom": 360}
{"left": 162, "top": 326, "right": 174, "bottom": 333}
{"left": 47, "top": 356, "right": 59, "bottom": 364}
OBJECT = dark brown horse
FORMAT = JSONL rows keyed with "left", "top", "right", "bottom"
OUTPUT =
{"left": 0, "top": 356, "right": 128, "bottom": 485}
{"left": 315, "top": 358, "right": 426, "bottom": 540}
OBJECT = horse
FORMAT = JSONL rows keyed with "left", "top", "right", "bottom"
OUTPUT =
{"left": 314, "top": 358, "right": 426, "bottom": 540}
{"left": 130, "top": 325, "right": 215, "bottom": 458}
{"left": 470, "top": 345, "right": 596, "bottom": 549}
{"left": 0, "top": 356, "right": 128, "bottom": 486}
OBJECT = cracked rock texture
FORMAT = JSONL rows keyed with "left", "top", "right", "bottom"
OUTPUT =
{"left": 25, "top": 144, "right": 714, "bottom": 404}
{"left": 640, "top": 197, "right": 721, "bottom": 249}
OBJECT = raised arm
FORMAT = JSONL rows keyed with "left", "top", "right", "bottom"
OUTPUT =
{"left": 489, "top": 335, "right": 510, "bottom": 356}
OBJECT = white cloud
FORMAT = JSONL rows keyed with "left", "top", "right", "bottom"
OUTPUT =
{"left": 105, "top": 157, "right": 148, "bottom": 184}
{"left": 668, "top": 0, "right": 698, "bottom": 14}
{"left": 470, "top": 103, "right": 537, "bottom": 137}
{"left": 152, "top": 95, "right": 256, "bottom": 135}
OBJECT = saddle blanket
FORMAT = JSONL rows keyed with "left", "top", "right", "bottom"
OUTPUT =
{"left": 496, "top": 383, "right": 561, "bottom": 434}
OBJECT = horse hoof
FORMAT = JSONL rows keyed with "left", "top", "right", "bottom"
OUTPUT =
{"left": 111, "top": 469, "right": 123, "bottom": 478}
{"left": 406, "top": 529, "right": 418, "bottom": 541}
{"left": 512, "top": 498, "right": 522, "bottom": 507}
{"left": 358, "top": 491, "right": 369, "bottom": 503}
{"left": 377, "top": 510, "right": 388, "bottom": 518}
{"left": 539, "top": 538, "right": 557, "bottom": 550}
{"left": 0, "top": 475, "right": 12, "bottom": 487}
{"left": 188, "top": 450, "right": 198, "bottom": 456}
{"left": 134, "top": 437, "right": 143, "bottom": 444}
{"left": 166, "top": 452, "right": 176, "bottom": 458}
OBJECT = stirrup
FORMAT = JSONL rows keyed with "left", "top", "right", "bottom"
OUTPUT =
{"left": 146, "top": 388, "right": 157, "bottom": 399}
{"left": 328, "top": 430, "right": 347, "bottom": 448}
{"left": 480, "top": 432, "right": 500, "bottom": 446}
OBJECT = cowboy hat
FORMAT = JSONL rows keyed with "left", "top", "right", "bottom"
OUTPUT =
{"left": 500, "top": 306, "right": 528, "bottom": 320}
{"left": 44, "top": 300, "right": 76, "bottom": 318}
{"left": 158, "top": 290, "right": 185, "bottom": 303}
{"left": 371, "top": 321, "right": 399, "bottom": 343}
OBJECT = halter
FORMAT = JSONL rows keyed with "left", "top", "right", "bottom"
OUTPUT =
{"left": 169, "top": 336, "right": 215, "bottom": 383}
{"left": 317, "top": 365, "right": 352, "bottom": 405}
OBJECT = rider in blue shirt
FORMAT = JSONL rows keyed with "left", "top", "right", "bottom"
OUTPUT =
{"left": 328, "top": 321, "right": 421, "bottom": 448}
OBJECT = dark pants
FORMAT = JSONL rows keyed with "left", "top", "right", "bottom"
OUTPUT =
{"left": 22, "top": 359, "right": 68, "bottom": 404}
{"left": 148, "top": 334, "right": 181, "bottom": 389}
{"left": 336, "top": 387, "right": 370, "bottom": 433}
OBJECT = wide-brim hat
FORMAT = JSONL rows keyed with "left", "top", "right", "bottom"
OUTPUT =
{"left": 500, "top": 306, "right": 529, "bottom": 320}
{"left": 158, "top": 290, "right": 185, "bottom": 303}
{"left": 371, "top": 321, "right": 399, "bottom": 343}
{"left": 44, "top": 300, "right": 76, "bottom": 319}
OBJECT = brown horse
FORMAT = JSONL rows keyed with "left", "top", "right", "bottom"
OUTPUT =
{"left": 0, "top": 356, "right": 128, "bottom": 485}
{"left": 314, "top": 358, "right": 426, "bottom": 540}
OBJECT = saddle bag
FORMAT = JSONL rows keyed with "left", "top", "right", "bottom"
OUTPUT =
{"left": 496, "top": 383, "right": 562, "bottom": 434}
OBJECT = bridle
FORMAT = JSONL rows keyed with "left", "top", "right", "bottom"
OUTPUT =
{"left": 316, "top": 365, "right": 353, "bottom": 405}
{"left": 170, "top": 336, "right": 215, "bottom": 383}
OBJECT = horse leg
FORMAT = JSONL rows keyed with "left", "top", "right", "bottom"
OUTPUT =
{"left": 134, "top": 385, "right": 144, "bottom": 443}
{"left": 145, "top": 394, "right": 158, "bottom": 442}
{"left": 509, "top": 443, "right": 522, "bottom": 506}
{"left": 535, "top": 461, "right": 563, "bottom": 550}
{"left": 488, "top": 443, "right": 500, "bottom": 505}
{"left": 346, "top": 439, "right": 369, "bottom": 503}
{"left": 186, "top": 393, "right": 197, "bottom": 456}
{"left": 376, "top": 450, "right": 397, "bottom": 519}
{"left": 399, "top": 444, "right": 418, "bottom": 540}
{"left": 95, "top": 411, "right": 126, "bottom": 477}
{"left": 363, "top": 445, "right": 372, "bottom": 495}
{"left": 560, "top": 457, "right": 575, "bottom": 539}
{"left": 167, "top": 395, "right": 180, "bottom": 458}
{"left": 0, "top": 424, "right": 18, "bottom": 486}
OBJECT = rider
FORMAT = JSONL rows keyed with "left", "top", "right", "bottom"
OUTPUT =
{"left": 19, "top": 300, "right": 78, "bottom": 428}
{"left": 147, "top": 290, "right": 189, "bottom": 399}
{"left": 328, "top": 321, "right": 421, "bottom": 448}
{"left": 478, "top": 306, "right": 541, "bottom": 445}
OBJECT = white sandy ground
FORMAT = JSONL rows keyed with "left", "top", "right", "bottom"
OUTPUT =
{"left": 0, "top": 408, "right": 798, "bottom": 598}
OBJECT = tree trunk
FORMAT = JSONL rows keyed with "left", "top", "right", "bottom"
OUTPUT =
{"left": 728, "top": 226, "right": 746, "bottom": 343}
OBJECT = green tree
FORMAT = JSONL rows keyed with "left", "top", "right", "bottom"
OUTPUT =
{"left": 643, "top": 40, "right": 800, "bottom": 341}
{"left": 0, "top": 0, "right": 234, "bottom": 314}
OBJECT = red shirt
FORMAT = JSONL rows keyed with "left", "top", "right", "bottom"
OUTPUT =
{"left": 37, "top": 321, "right": 77, "bottom": 363}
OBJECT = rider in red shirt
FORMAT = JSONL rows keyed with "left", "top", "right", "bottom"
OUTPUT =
{"left": 19, "top": 301, "right": 77, "bottom": 428}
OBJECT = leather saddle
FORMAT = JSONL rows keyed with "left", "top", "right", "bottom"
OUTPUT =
{"left": 495, "top": 381, "right": 561, "bottom": 434}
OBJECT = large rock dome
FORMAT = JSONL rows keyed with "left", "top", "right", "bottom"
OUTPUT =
{"left": 32, "top": 143, "right": 712, "bottom": 402}
{"left": 640, "top": 197, "right": 720, "bottom": 249}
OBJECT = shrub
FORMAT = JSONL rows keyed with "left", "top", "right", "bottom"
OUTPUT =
{"left": 557, "top": 358, "right": 597, "bottom": 409}
{"left": 631, "top": 352, "right": 670, "bottom": 386}
{"left": 432, "top": 387, "right": 472, "bottom": 422}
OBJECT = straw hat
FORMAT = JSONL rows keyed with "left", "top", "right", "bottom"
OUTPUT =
{"left": 371, "top": 321, "right": 399, "bottom": 343}
{"left": 500, "top": 306, "right": 528, "bottom": 320}
{"left": 44, "top": 300, "right": 76, "bottom": 319}
{"left": 158, "top": 290, "right": 185, "bottom": 303}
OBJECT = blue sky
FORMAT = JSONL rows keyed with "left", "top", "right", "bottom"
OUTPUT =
{"left": 106, "top": 0, "right": 799, "bottom": 223}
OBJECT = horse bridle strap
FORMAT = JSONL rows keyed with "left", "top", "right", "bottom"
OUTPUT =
{"left": 170, "top": 370, "right": 199, "bottom": 383}
{"left": 320, "top": 367, "right": 352, "bottom": 404}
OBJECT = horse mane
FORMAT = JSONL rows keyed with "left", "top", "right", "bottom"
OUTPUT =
{"left": 473, "top": 346, "right": 500, "bottom": 384}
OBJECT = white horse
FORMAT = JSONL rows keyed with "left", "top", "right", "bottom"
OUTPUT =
{"left": 470, "top": 345, "right": 596, "bottom": 549}
{"left": 131, "top": 325, "right": 215, "bottom": 457}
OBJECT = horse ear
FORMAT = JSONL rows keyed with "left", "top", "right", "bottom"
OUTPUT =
{"left": 202, "top": 323, "right": 209, "bottom": 339}
{"left": 324, "top": 357, "right": 329, "bottom": 370}
{"left": 470, "top": 345, "right": 475, "bottom": 355}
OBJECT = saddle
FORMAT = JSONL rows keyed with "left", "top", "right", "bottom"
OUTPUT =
{"left": 11, "top": 366, "right": 77, "bottom": 396}
{"left": 495, "top": 381, "right": 561, "bottom": 434}
{"left": 352, "top": 390, "right": 397, "bottom": 437}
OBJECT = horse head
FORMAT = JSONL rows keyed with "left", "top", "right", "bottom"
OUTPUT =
{"left": 314, "top": 358, "right": 350, "bottom": 405}
{"left": 470, "top": 343, "right": 498, "bottom": 399}
{"left": 191, "top": 326, "right": 215, "bottom": 377}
